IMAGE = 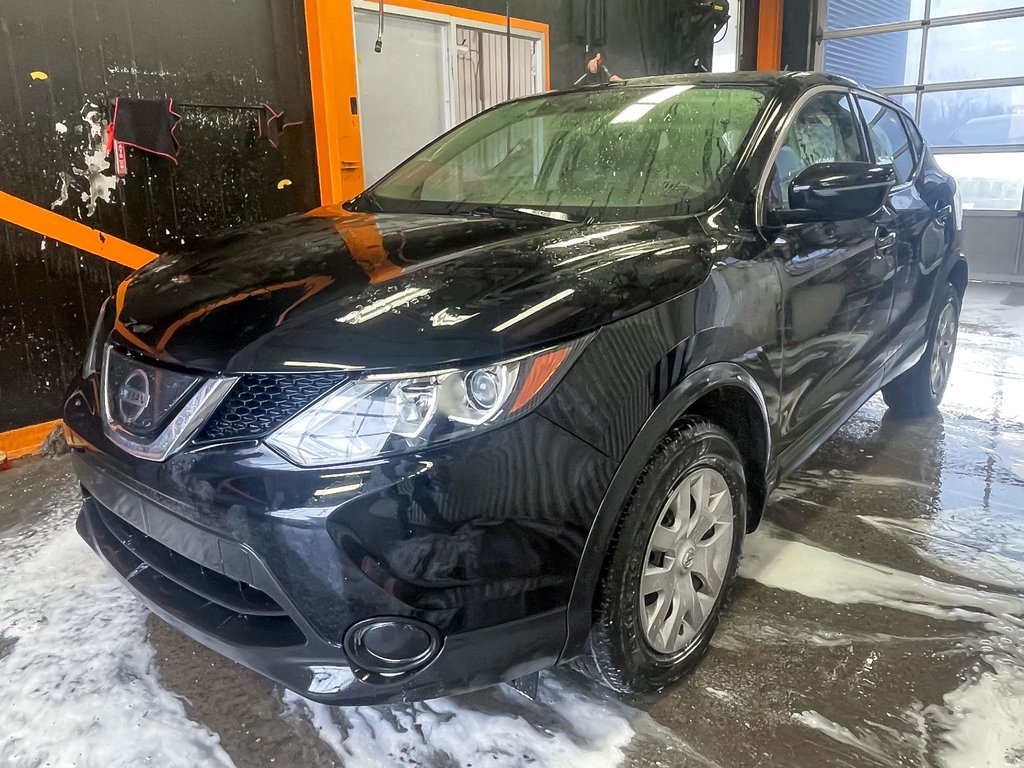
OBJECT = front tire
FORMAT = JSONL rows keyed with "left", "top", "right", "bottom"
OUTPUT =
{"left": 882, "top": 282, "right": 960, "bottom": 418}
{"left": 578, "top": 419, "right": 746, "bottom": 694}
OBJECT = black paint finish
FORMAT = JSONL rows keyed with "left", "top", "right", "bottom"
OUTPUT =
{"left": 0, "top": 0, "right": 319, "bottom": 430}
{"left": 66, "top": 72, "right": 966, "bottom": 704}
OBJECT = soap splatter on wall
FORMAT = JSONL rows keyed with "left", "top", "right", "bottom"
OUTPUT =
{"left": 0, "top": 0, "right": 319, "bottom": 431}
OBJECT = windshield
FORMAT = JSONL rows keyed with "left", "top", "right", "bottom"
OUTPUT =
{"left": 362, "top": 84, "right": 768, "bottom": 221}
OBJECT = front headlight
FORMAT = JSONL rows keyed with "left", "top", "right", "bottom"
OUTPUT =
{"left": 82, "top": 297, "right": 114, "bottom": 378}
{"left": 267, "top": 339, "right": 587, "bottom": 466}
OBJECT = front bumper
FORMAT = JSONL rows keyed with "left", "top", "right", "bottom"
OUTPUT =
{"left": 76, "top": 488, "right": 566, "bottom": 704}
{"left": 66, "top": 380, "right": 615, "bottom": 704}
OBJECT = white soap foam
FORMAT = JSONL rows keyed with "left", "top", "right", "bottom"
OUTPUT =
{"left": 738, "top": 522, "right": 1023, "bottom": 622}
{"left": 282, "top": 674, "right": 640, "bottom": 768}
{"left": 929, "top": 649, "right": 1024, "bottom": 768}
{"left": 0, "top": 501, "right": 234, "bottom": 767}
{"left": 860, "top": 512, "right": 1024, "bottom": 589}
{"left": 791, "top": 710, "right": 894, "bottom": 764}
{"left": 742, "top": 523, "right": 1024, "bottom": 768}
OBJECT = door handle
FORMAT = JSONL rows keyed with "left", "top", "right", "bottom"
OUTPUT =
{"left": 875, "top": 229, "right": 897, "bottom": 256}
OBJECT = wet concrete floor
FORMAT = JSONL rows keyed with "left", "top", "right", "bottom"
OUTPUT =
{"left": 2, "top": 282, "right": 1023, "bottom": 768}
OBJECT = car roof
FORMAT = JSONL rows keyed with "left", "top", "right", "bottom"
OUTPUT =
{"left": 598, "top": 70, "right": 861, "bottom": 91}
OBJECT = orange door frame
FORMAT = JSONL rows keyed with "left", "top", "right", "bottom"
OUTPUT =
{"left": 756, "top": 0, "right": 784, "bottom": 71}
{"left": 303, "top": 0, "right": 550, "bottom": 206}
{"left": 304, "top": 0, "right": 367, "bottom": 204}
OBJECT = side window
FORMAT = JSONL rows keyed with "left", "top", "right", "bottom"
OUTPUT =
{"left": 858, "top": 98, "right": 915, "bottom": 184}
{"left": 769, "top": 92, "right": 866, "bottom": 210}
{"left": 903, "top": 115, "right": 925, "bottom": 161}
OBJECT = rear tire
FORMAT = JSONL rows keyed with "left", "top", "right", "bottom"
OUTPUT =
{"left": 577, "top": 419, "right": 746, "bottom": 694}
{"left": 882, "top": 282, "right": 960, "bottom": 418}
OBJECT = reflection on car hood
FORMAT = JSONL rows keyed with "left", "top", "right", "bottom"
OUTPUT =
{"left": 112, "top": 206, "right": 717, "bottom": 373}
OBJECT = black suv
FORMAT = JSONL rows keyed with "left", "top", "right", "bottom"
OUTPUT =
{"left": 66, "top": 72, "right": 966, "bottom": 704}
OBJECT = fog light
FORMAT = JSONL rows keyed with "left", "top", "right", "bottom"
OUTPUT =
{"left": 344, "top": 618, "right": 440, "bottom": 674}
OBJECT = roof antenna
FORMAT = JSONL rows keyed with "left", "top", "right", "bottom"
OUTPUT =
{"left": 374, "top": 0, "right": 384, "bottom": 52}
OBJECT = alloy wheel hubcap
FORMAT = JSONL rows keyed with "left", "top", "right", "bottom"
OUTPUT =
{"left": 639, "top": 467, "right": 735, "bottom": 655}
{"left": 930, "top": 300, "right": 958, "bottom": 397}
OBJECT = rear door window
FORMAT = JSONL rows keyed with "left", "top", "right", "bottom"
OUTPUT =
{"left": 858, "top": 98, "right": 916, "bottom": 184}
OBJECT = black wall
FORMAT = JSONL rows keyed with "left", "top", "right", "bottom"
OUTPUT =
{"left": 0, "top": 0, "right": 320, "bottom": 431}
{"left": 457, "top": 0, "right": 750, "bottom": 88}
{"left": 782, "top": 0, "right": 819, "bottom": 72}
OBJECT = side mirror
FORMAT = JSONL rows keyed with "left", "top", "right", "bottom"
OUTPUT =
{"left": 770, "top": 162, "right": 897, "bottom": 225}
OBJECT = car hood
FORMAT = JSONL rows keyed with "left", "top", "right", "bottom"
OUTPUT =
{"left": 111, "top": 206, "right": 718, "bottom": 373}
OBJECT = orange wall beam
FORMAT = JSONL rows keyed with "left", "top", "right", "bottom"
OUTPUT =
{"left": 380, "top": 0, "right": 548, "bottom": 34}
{"left": 0, "top": 420, "right": 62, "bottom": 461}
{"left": 0, "top": 191, "right": 157, "bottom": 270}
{"left": 757, "top": 0, "right": 783, "bottom": 71}
{"left": 305, "top": 0, "right": 365, "bottom": 205}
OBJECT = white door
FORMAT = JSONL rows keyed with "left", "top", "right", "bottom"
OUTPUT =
{"left": 354, "top": 11, "right": 449, "bottom": 186}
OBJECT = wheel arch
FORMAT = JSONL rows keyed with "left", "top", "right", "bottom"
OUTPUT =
{"left": 948, "top": 256, "right": 968, "bottom": 302}
{"left": 560, "top": 361, "right": 773, "bottom": 661}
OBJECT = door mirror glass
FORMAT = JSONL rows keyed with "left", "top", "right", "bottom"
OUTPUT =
{"left": 770, "top": 162, "right": 896, "bottom": 224}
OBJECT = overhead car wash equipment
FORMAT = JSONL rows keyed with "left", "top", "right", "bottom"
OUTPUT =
{"left": 375, "top": 0, "right": 384, "bottom": 52}
{"left": 659, "top": 0, "right": 730, "bottom": 73}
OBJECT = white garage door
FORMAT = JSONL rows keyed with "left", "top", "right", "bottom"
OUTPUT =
{"left": 354, "top": 11, "right": 450, "bottom": 187}
{"left": 816, "top": 1, "right": 1024, "bottom": 281}
{"left": 354, "top": 4, "right": 545, "bottom": 187}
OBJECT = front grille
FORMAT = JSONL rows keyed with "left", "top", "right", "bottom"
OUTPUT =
{"left": 88, "top": 500, "right": 305, "bottom": 648}
{"left": 195, "top": 372, "right": 348, "bottom": 443}
{"left": 104, "top": 347, "right": 203, "bottom": 436}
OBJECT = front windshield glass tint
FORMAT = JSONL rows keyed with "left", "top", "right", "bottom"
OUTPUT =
{"left": 369, "top": 85, "right": 767, "bottom": 220}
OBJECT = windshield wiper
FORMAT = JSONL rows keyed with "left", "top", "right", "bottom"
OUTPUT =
{"left": 351, "top": 190, "right": 384, "bottom": 213}
{"left": 468, "top": 205, "right": 578, "bottom": 224}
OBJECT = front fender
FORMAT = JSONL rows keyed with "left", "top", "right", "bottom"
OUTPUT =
{"left": 559, "top": 361, "right": 772, "bottom": 661}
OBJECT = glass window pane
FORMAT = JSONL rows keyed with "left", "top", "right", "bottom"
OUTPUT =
{"left": 859, "top": 98, "right": 916, "bottom": 183}
{"left": 376, "top": 86, "right": 768, "bottom": 217}
{"left": 924, "top": 17, "right": 1024, "bottom": 84}
{"left": 936, "top": 152, "right": 1024, "bottom": 210}
{"left": 823, "top": 30, "right": 923, "bottom": 89}
{"left": 903, "top": 114, "right": 925, "bottom": 159}
{"left": 931, "top": 0, "right": 1024, "bottom": 19}
{"left": 919, "top": 86, "right": 1024, "bottom": 147}
{"left": 825, "top": 0, "right": 925, "bottom": 31}
{"left": 769, "top": 93, "right": 867, "bottom": 209}
{"left": 889, "top": 93, "right": 919, "bottom": 120}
